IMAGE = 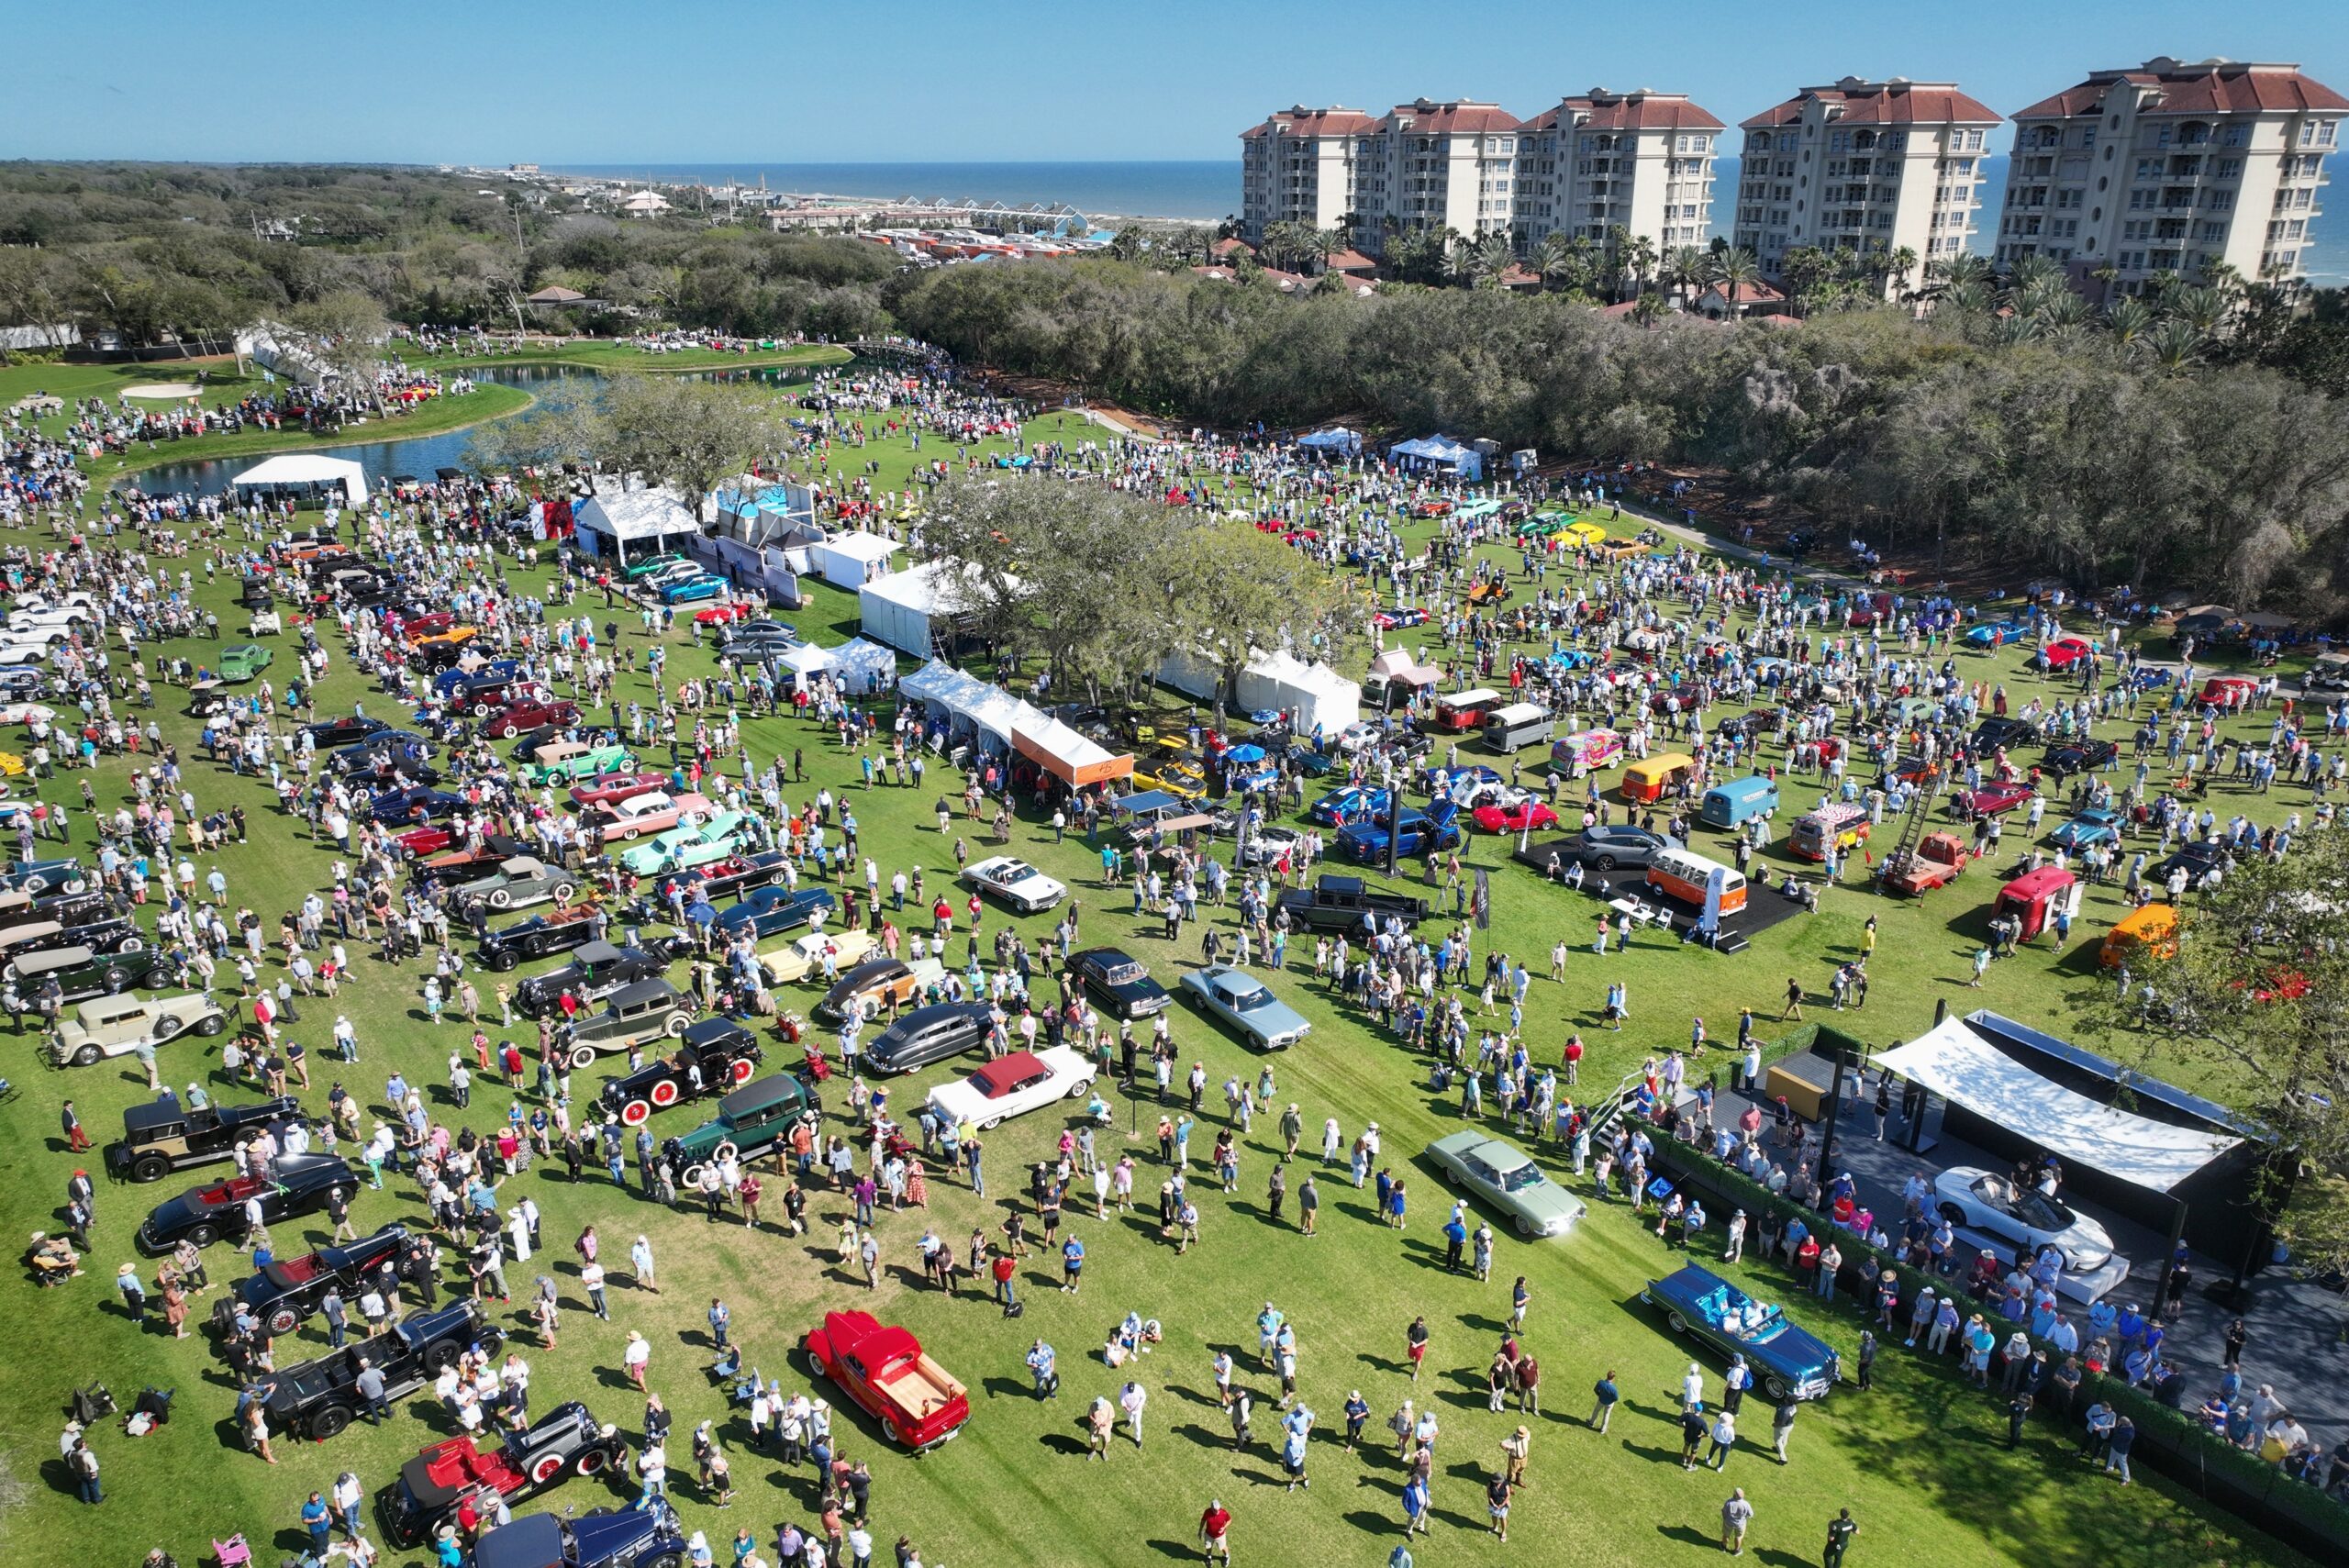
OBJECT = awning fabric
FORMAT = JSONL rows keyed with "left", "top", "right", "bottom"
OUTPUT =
{"left": 1012, "top": 713, "right": 1133, "bottom": 787}
{"left": 1874, "top": 1018, "right": 2240, "bottom": 1193}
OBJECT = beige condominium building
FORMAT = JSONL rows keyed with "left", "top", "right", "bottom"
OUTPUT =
{"left": 1344, "top": 98, "right": 1522, "bottom": 255}
{"left": 1513, "top": 88, "right": 1722, "bottom": 255}
{"left": 1239, "top": 106, "right": 1380, "bottom": 241}
{"left": 1733, "top": 77, "right": 1999, "bottom": 290}
{"left": 1998, "top": 57, "right": 2343, "bottom": 293}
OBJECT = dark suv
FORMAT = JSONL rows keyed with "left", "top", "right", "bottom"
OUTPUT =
{"left": 1067, "top": 948, "right": 1170, "bottom": 1019}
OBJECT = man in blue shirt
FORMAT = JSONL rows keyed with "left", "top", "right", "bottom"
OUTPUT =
{"left": 1590, "top": 1370, "right": 1620, "bottom": 1433}
{"left": 1061, "top": 1236, "right": 1085, "bottom": 1294}
{"left": 1026, "top": 1340, "right": 1058, "bottom": 1399}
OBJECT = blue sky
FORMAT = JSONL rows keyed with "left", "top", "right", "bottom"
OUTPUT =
{"left": 6, "top": 0, "right": 2345, "bottom": 162}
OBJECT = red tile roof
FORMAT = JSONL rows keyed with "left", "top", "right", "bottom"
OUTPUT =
{"left": 1742, "top": 82, "right": 2000, "bottom": 130}
{"left": 1325, "top": 249, "right": 1378, "bottom": 272}
{"left": 1382, "top": 99, "right": 1520, "bottom": 134}
{"left": 1194, "top": 264, "right": 1376, "bottom": 296}
{"left": 1702, "top": 280, "right": 1787, "bottom": 303}
{"left": 1562, "top": 92, "right": 1726, "bottom": 132}
{"left": 2014, "top": 61, "right": 2349, "bottom": 120}
{"left": 1210, "top": 237, "right": 1252, "bottom": 259}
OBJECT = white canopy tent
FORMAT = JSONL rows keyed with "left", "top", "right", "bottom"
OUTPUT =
{"left": 808, "top": 530, "right": 901, "bottom": 590}
{"left": 231, "top": 454, "right": 368, "bottom": 507}
{"left": 861, "top": 560, "right": 1013, "bottom": 657}
{"left": 1156, "top": 647, "right": 1362, "bottom": 735}
{"left": 829, "top": 638, "right": 899, "bottom": 696}
{"left": 1873, "top": 1018, "right": 2241, "bottom": 1193}
{"left": 896, "top": 659, "right": 965, "bottom": 706}
{"left": 573, "top": 490, "right": 699, "bottom": 565}
{"left": 771, "top": 643, "right": 841, "bottom": 691}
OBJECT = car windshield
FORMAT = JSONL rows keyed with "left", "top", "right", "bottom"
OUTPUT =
{"left": 1101, "top": 961, "right": 1146, "bottom": 984}
{"left": 1495, "top": 1161, "right": 1547, "bottom": 1193}
{"left": 1228, "top": 983, "right": 1272, "bottom": 1011}
{"left": 2014, "top": 1190, "right": 2076, "bottom": 1230}
{"left": 992, "top": 862, "right": 1034, "bottom": 879}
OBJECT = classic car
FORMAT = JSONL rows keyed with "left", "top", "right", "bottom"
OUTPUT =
{"left": 710, "top": 884, "right": 836, "bottom": 941}
{"left": 2043, "top": 739, "right": 2120, "bottom": 779}
{"left": 1425, "top": 1130, "right": 1588, "bottom": 1238}
{"left": 2031, "top": 637, "right": 2095, "bottom": 673}
{"left": 651, "top": 850, "right": 791, "bottom": 906}
{"left": 568, "top": 772, "right": 673, "bottom": 811}
{"left": 1238, "top": 823, "right": 1311, "bottom": 868}
{"left": 265, "top": 1301, "right": 502, "bottom": 1440}
{"left": 0, "top": 856, "right": 87, "bottom": 896}
{"left": 1334, "top": 801, "right": 1463, "bottom": 861}
{"left": 815, "top": 958, "right": 946, "bottom": 1024}
{"left": 757, "top": 928, "right": 877, "bottom": 987}
{"left": 0, "top": 912, "right": 144, "bottom": 964}
{"left": 50, "top": 991, "right": 228, "bottom": 1067}
{"left": 136, "top": 1152, "right": 360, "bottom": 1253}
{"left": 558, "top": 978, "right": 696, "bottom": 1067}
{"left": 596, "top": 1018, "right": 767, "bottom": 1126}
{"left": 476, "top": 900, "right": 607, "bottom": 971}
{"left": 1932, "top": 1166, "right": 2121, "bottom": 1276}
{"left": 2152, "top": 840, "right": 2230, "bottom": 885}
{"left": 960, "top": 855, "right": 1066, "bottom": 914}
{"left": 217, "top": 1222, "right": 426, "bottom": 1336}
{"left": 481, "top": 696, "right": 582, "bottom": 740}
{"left": 1067, "top": 947, "right": 1170, "bottom": 1019}
{"left": 105, "top": 1094, "right": 301, "bottom": 1184}
{"left": 863, "top": 1002, "right": 996, "bottom": 1076}
{"left": 1178, "top": 963, "right": 1311, "bottom": 1051}
{"left": 367, "top": 786, "right": 467, "bottom": 827}
{"left": 1471, "top": 799, "right": 1561, "bottom": 834}
{"left": 1962, "top": 617, "right": 2031, "bottom": 649}
{"left": 590, "top": 791, "right": 713, "bottom": 843}
{"left": 1642, "top": 1263, "right": 1841, "bottom": 1402}
{"left": 1954, "top": 782, "right": 2036, "bottom": 820}
{"left": 1882, "top": 831, "right": 1970, "bottom": 895}
{"left": 1274, "top": 873, "right": 1429, "bottom": 936}
{"left": 515, "top": 941, "right": 681, "bottom": 1019}
{"left": 2197, "top": 674, "right": 2258, "bottom": 708}
{"left": 660, "top": 1074, "right": 824, "bottom": 1187}
{"left": 218, "top": 643, "right": 273, "bottom": 682}
{"left": 804, "top": 1309, "right": 970, "bottom": 1451}
{"left": 1970, "top": 717, "right": 2041, "bottom": 754}
{"left": 2049, "top": 806, "right": 2127, "bottom": 851}
{"left": 432, "top": 659, "right": 524, "bottom": 698}
{"left": 925, "top": 1045, "right": 1095, "bottom": 1132}
{"left": 382, "top": 1401, "right": 629, "bottom": 1548}
{"left": 524, "top": 741, "right": 638, "bottom": 788}
{"left": 409, "top": 835, "right": 533, "bottom": 888}
{"left": 2, "top": 940, "right": 176, "bottom": 1003}
{"left": 304, "top": 715, "right": 393, "bottom": 751}
{"left": 1308, "top": 785, "right": 1391, "bottom": 828}
{"left": 451, "top": 857, "right": 583, "bottom": 914}
{"left": 473, "top": 1505, "right": 689, "bottom": 1568}
{"left": 1562, "top": 823, "right": 1670, "bottom": 873}
{"left": 618, "top": 811, "right": 748, "bottom": 875}
{"left": 1370, "top": 606, "right": 1430, "bottom": 630}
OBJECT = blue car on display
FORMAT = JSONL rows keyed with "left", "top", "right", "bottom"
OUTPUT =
{"left": 711, "top": 884, "right": 837, "bottom": 940}
{"left": 433, "top": 659, "right": 523, "bottom": 697}
{"left": 657, "top": 575, "right": 728, "bottom": 606}
{"left": 1963, "top": 617, "right": 2031, "bottom": 648}
{"left": 474, "top": 1505, "right": 688, "bottom": 1568}
{"left": 1308, "top": 785, "right": 1390, "bottom": 828}
{"left": 1642, "top": 1263, "right": 1841, "bottom": 1402}
{"left": 367, "top": 786, "right": 468, "bottom": 827}
{"left": 2049, "top": 806, "right": 2126, "bottom": 851}
{"left": 1334, "top": 800, "right": 1462, "bottom": 861}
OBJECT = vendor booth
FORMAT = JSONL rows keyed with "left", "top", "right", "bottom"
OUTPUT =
{"left": 827, "top": 638, "right": 899, "bottom": 696}
{"left": 860, "top": 560, "right": 1014, "bottom": 659}
{"left": 1386, "top": 434, "right": 1483, "bottom": 483}
{"left": 1297, "top": 427, "right": 1362, "bottom": 459}
{"left": 1156, "top": 648, "right": 1362, "bottom": 736}
{"left": 808, "top": 530, "right": 902, "bottom": 590}
{"left": 573, "top": 490, "right": 700, "bottom": 566}
{"left": 1012, "top": 712, "right": 1133, "bottom": 790}
{"left": 230, "top": 454, "right": 369, "bottom": 508}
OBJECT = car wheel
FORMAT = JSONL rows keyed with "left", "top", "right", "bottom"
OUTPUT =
{"left": 1594, "top": 854, "right": 1617, "bottom": 872}
{"left": 665, "top": 1013, "right": 690, "bottom": 1037}
{"left": 488, "top": 888, "right": 511, "bottom": 909}
{"left": 268, "top": 1306, "right": 302, "bottom": 1337}
{"left": 486, "top": 950, "right": 518, "bottom": 973}
{"left": 575, "top": 1446, "right": 610, "bottom": 1475}
{"left": 715, "top": 1140, "right": 740, "bottom": 1163}
{"left": 186, "top": 1222, "right": 217, "bottom": 1248}
{"left": 424, "top": 1340, "right": 463, "bottom": 1375}
{"left": 1064, "top": 1077, "right": 1090, "bottom": 1100}
{"left": 1667, "top": 1309, "right": 1690, "bottom": 1334}
{"left": 154, "top": 1015, "right": 184, "bottom": 1040}
{"left": 1764, "top": 1373, "right": 1792, "bottom": 1402}
{"left": 1938, "top": 1202, "right": 1968, "bottom": 1227}
{"left": 623, "top": 827, "right": 640, "bottom": 840}
{"left": 61, "top": 877, "right": 86, "bottom": 895}
{"left": 730, "top": 1057, "right": 756, "bottom": 1084}
{"left": 116, "top": 936, "right": 144, "bottom": 954}
{"left": 642, "top": 1552, "right": 685, "bottom": 1568}
{"left": 552, "top": 884, "right": 575, "bottom": 904}
{"left": 529, "top": 1451, "right": 566, "bottom": 1485}
{"left": 130, "top": 1153, "right": 169, "bottom": 1183}
{"left": 570, "top": 1044, "right": 597, "bottom": 1071}
{"left": 72, "top": 1043, "right": 100, "bottom": 1067}
{"left": 767, "top": 870, "right": 787, "bottom": 887}
{"left": 1514, "top": 1215, "right": 1538, "bottom": 1239}
{"left": 680, "top": 1162, "right": 707, "bottom": 1190}
{"left": 982, "top": 1117, "right": 1003, "bottom": 1131}
{"left": 309, "top": 1405, "right": 353, "bottom": 1441}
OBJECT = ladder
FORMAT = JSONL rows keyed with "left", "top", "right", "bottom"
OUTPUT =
{"left": 1879, "top": 764, "right": 1942, "bottom": 881}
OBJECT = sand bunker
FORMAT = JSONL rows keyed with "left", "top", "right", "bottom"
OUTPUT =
{"left": 121, "top": 383, "right": 202, "bottom": 399}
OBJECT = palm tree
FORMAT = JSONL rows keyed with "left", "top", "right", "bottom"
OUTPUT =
{"left": 2005, "top": 253, "right": 2065, "bottom": 297}
{"left": 2104, "top": 295, "right": 2154, "bottom": 345}
{"left": 2140, "top": 317, "right": 2204, "bottom": 373}
{"left": 1600, "top": 224, "right": 1631, "bottom": 301}
{"left": 1107, "top": 228, "right": 1144, "bottom": 264}
{"left": 1534, "top": 231, "right": 1578, "bottom": 294}
{"left": 1780, "top": 246, "right": 1831, "bottom": 316}
{"left": 1706, "top": 248, "right": 1762, "bottom": 317}
{"left": 1622, "top": 234, "right": 1658, "bottom": 300}
{"left": 1664, "top": 245, "right": 1705, "bottom": 311}
{"left": 1308, "top": 228, "right": 1342, "bottom": 274}
{"left": 1883, "top": 245, "right": 1920, "bottom": 305}
{"left": 1630, "top": 289, "right": 1666, "bottom": 327}
{"left": 1942, "top": 280, "right": 1995, "bottom": 316}
{"left": 2165, "top": 284, "right": 2229, "bottom": 335}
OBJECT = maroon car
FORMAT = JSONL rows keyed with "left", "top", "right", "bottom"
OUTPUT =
{"left": 1955, "top": 782, "right": 2035, "bottom": 820}
{"left": 482, "top": 696, "right": 582, "bottom": 740}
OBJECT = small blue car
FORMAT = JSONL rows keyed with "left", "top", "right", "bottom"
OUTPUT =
{"left": 368, "top": 786, "right": 466, "bottom": 827}
{"left": 1964, "top": 617, "right": 2030, "bottom": 649}
{"left": 2050, "top": 806, "right": 2126, "bottom": 851}
{"left": 1308, "top": 785, "right": 1390, "bottom": 828}
{"left": 474, "top": 1505, "right": 688, "bottom": 1568}
{"left": 1335, "top": 801, "right": 1462, "bottom": 861}
{"left": 711, "top": 884, "right": 838, "bottom": 940}
{"left": 1643, "top": 1262, "right": 1841, "bottom": 1401}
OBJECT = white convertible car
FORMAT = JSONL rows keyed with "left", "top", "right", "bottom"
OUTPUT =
{"left": 925, "top": 1045, "right": 1095, "bottom": 1131}
{"left": 960, "top": 855, "right": 1066, "bottom": 914}
{"left": 1932, "top": 1166, "right": 2130, "bottom": 1301}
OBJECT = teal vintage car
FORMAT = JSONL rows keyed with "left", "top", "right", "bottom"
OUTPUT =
{"left": 218, "top": 643, "right": 273, "bottom": 683}
{"left": 618, "top": 810, "right": 748, "bottom": 875}
{"left": 658, "top": 1074, "right": 820, "bottom": 1187}
{"left": 521, "top": 741, "right": 635, "bottom": 787}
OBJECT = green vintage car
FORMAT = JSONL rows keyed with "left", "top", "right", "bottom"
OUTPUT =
{"left": 620, "top": 553, "right": 687, "bottom": 581}
{"left": 218, "top": 643, "right": 273, "bottom": 682}
{"left": 659, "top": 1074, "right": 821, "bottom": 1187}
{"left": 1424, "top": 1129, "right": 1589, "bottom": 1239}
{"left": 522, "top": 740, "right": 636, "bottom": 787}
{"left": 618, "top": 810, "right": 748, "bottom": 875}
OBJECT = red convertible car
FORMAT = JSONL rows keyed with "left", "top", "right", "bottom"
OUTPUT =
{"left": 1956, "top": 782, "right": 2036, "bottom": 820}
{"left": 805, "top": 1310, "right": 970, "bottom": 1450}
{"left": 1472, "top": 800, "right": 1560, "bottom": 834}
{"left": 694, "top": 602, "right": 755, "bottom": 626}
{"left": 567, "top": 772, "right": 672, "bottom": 811}
{"left": 2032, "top": 637, "right": 2094, "bottom": 673}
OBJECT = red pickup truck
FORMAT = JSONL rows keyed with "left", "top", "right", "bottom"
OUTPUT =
{"left": 805, "top": 1310, "right": 970, "bottom": 1450}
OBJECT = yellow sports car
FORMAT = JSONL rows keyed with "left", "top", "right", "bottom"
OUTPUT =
{"left": 0, "top": 751, "right": 27, "bottom": 776}
{"left": 1135, "top": 758, "right": 1208, "bottom": 801}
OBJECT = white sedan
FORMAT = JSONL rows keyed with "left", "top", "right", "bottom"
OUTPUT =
{"left": 1932, "top": 1166, "right": 2118, "bottom": 1273}
{"left": 926, "top": 1044, "right": 1096, "bottom": 1131}
{"left": 0, "top": 703, "right": 55, "bottom": 727}
{"left": 961, "top": 855, "right": 1066, "bottom": 914}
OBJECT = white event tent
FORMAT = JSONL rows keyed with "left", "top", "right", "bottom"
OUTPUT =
{"left": 808, "top": 530, "right": 901, "bottom": 590}
{"left": 230, "top": 454, "right": 369, "bottom": 507}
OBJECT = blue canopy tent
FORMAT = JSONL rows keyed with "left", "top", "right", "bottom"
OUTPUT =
{"left": 1297, "top": 427, "right": 1363, "bottom": 458}
{"left": 1387, "top": 434, "right": 1483, "bottom": 483}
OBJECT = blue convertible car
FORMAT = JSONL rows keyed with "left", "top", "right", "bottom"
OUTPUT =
{"left": 1642, "top": 1263, "right": 1841, "bottom": 1401}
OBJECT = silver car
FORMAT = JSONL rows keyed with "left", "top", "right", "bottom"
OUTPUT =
{"left": 1177, "top": 963, "right": 1310, "bottom": 1051}
{"left": 1425, "top": 1130, "right": 1587, "bottom": 1238}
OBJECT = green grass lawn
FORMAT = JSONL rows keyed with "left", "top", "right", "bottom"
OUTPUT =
{"left": 0, "top": 402, "right": 2321, "bottom": 1565}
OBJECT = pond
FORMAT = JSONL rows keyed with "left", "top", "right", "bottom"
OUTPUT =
{"left": 114, "top": 360, "right": 830, "bottom": 500}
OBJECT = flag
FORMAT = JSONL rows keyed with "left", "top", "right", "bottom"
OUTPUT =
{"left": 1473, "top": 868, "right": 1491, "bottom": 930}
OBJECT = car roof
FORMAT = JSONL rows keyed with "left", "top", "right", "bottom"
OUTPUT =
{"left": 970, "top": 1051, "right": 1047, "bottom": 1095}
{"left": 682, "top": 1018, "right": 751, "bottom": 1051}
{"left": 473, "top": 1513, "right": 566, "bottom": 1568}
{"left": 606, "top": 978, "right": 678, "bottom": 1007}
{"left": 718, "top": 1074, "right": 806, "bottom": 1118}
{"left": 571, "top": 940, "right": 624, "bottom": 965}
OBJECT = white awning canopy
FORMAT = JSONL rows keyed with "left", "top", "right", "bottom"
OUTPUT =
{"left": 230, "top": 454, "right": 368, "bottom": 506}
{"left": 1875, "top": 1018, "right": 2241, "bottom": 1193}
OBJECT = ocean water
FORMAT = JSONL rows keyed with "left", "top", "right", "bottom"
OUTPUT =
{"left": 546, "top": 157, "right": 2347, "bottom": 280}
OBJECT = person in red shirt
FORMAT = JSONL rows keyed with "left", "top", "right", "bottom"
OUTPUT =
{"left": 1198, "top": 1500, "right": 1231, "bottom": 1562}
{"left": 990, "top": 1250, "right": 1017, "bottom": 1313}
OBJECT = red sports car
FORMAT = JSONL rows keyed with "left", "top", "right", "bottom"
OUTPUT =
{"left": 395, "top": 824, "right": 460, "bottom": 858}
{"left": 2033, "top": 637, "right": 2094, "bottom": 672}
{"left": 694, "top": 602, "right": 755, "bottom": 625}
{"left": 482, "top": 697, "right": 581, "bottom": 740}
{"left": 567, "top": 772, "right": 671, "bottom": 811}
{"left": 1958, "top": 782, "right": 2036, "bottom": 819}
{"left": 805, "top": 1310, "right": 969, "bottom": 1451}
{"left": 1472, "top": 800, "right": 1560, "bottom": 834}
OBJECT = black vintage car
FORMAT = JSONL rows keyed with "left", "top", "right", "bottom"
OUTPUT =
{"left": 0, "top": 915, "right": 146, "bottom": 962}
{"left": 514, "top": 941, "right": 674, "bottom": 1020}
{"left": 596, "top": 1018, "right": 766, "bottom": 1127}
{"left": 476, "top": 905, "right": 608, "bottom": 972}
{"left": 136, "top": 1152, "right": 359, "bottom": 1253}
{"left": 23, "top": 888, "right": 113, "bottom": 929}
{"left": 217, "top": 1222, "right": 425, "bottom": 1336}
{"left": 473, "top": 1506, "right": 687, "bottom": 1568}
{"left": 1970, "top": 717, "right": 2041, "bottom": 754}
{"left": 382, "top": 1400, "right": 629, "bottom": 1547}
{"left": 304, "top": 715, "right": 393, "bottom": 751}
{"left": 264, "top": 1300, "right": 502, "bottom": 1440}
{"left": 1274, "top": 873, "right": 1430, "bottom": 936}
{"left": 1066, "top": 947, "right": 1171, "bottom": 1019}
{"left": 863, "top": 1002, "right": 995, "bottom": 1077}
{"left": 104, "top": 1094, "right": 301, "bottom": 1184}
{"left": 3, "top": 940, "right": 177, "bottom": 1004}
{"left": 2043, "top": 738, "right": 2120, "bottom": 779}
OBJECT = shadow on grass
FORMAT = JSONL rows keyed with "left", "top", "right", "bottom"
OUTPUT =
{"left": 1657, "top": 1523, "right": 1720, "bottom": 1550}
